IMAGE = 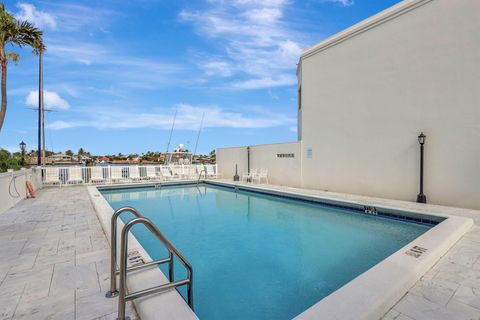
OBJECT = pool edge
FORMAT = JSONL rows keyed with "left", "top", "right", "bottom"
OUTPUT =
{"left": 93, "top": 181, "right": 474, "bottom": 320}
{"left": 87, "top": 186, "right": 199, "bottom": 320}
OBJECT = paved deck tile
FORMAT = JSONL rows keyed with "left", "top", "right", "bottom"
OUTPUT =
{"left": 0, "top": 187, "right": 138, "bottom": 320}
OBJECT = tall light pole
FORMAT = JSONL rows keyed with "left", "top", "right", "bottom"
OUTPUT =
{"left": 37, "top": 49, "right": 44, "bottom": 166}
{"left": 416, "top": 132, "right": 427, "bottom": 203}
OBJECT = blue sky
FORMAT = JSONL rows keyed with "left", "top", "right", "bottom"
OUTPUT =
{"left": 0, "top": 0, "right": 400, "bottom": 155}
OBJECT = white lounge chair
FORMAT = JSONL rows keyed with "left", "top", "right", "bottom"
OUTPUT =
{"left": 170, "top": 166, "right": 185, "bottom": 179}
{"left": 242, "top": 168, "right": 257, "bottom": 182}
{"left": 145, "top": 166, "right": 161, "bottom": 181}
{"left": 90, "top": 167, "right": 106, "bottom": 184}
{"left": 160, "top": 166, "right": 176, "bottom": 181}
{"left": 205, "top": 165, "right": 218, "bottom": 179}
{"left": 184, "top": 166, "right": 198, "bottom": 180}
{"left": 111, "top": 166, "right": 128, "bottom": 183}
{"left": 129, "top": 166, "right": 141, "bottom": 182}
{"left": 67, "top": 167, "right": 83, "bottom": 184}
{"left": 252, "top": 168, "right": 269, "bottom": 184}
{"left": 43, "top": 167, "right": 61, "bottom": 185}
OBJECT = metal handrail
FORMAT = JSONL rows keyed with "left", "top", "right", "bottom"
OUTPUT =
{"left": 197, "top": 168, "right": 206, "bottom": 185}
{"left": 106, "top": 206, "right": 143, "bottom": 298}
{"left": 118, "top": 217, "right": 193, "bottom": 320}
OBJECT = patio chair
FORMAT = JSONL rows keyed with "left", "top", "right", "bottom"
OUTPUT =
{"left": 90, "top": 167, "right": 106, "bottom": 184}
{"left": 43, "top": 167, "right": 61, "bottom": 185}
{"left": 242, "top": 168, "right": 257, "bottom": 182}
{"left": 252, "top": 168, "right": 268, "bottom": 184}
{"left": 129, "top": 166, "right": 142, "bottom": 182}
{"left": 111, "top": 166, "right": 129, "bottom": 183}
{"left": 170, "top": 166, "right": 185, "bottom": 179}
{"left": 160, "top": 166, "right": 177, "bottom": 181}
{"left": 67, "top": 167, "right": 84, "bottom": 184}
{"left": 205, "top": 164, "right": 218, "bottom": 179}
{"left": 184, "top": 165, "right": 198, "bottom": 180}
{"left": 145, "top": 166, "right": 161, "bottom": 181}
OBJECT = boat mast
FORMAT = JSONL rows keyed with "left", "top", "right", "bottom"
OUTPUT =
{"left": 192, "top": 112, "right": 205, "bottom": 162}
{"left": 165, "top": 107, "right": 177, "bottom": 164}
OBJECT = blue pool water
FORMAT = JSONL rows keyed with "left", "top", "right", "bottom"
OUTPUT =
{"left": 101, "top": 184, "right": 431, "bottom": 320}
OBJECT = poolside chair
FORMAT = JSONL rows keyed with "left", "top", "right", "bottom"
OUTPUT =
{"left": 205, "top": 164, "right": 218, "bottom": 179}
{"left": 252, "top": 168, "right": 269, "bottom": 184}
{"left": 242, "top": 168, "right": 257, "bottom": 182}
{"left": 90, "top": 167, "right": 106, "bottom": 184}
{"left": 170, "top": 166, "right": 185, "bottom": 180}
{"left": 111, "top": 166, "right": 128, "bottom": 183}
{"left": 184, "top": 165, "right": 198, "bottom": 180}
{"left": 67, "top": 167, "right": 84, "bottom": 184}
{"left": 43, "top": 167, "right": 61, "bottom": 186}
{"left": 160, "top": 166, "right": 176, "bottom": 181}
{"left": 129, "top": 166, "right": 141, "bottom": 182}
{"left": 145, "top": 166, "right": 161, "bottom": 181}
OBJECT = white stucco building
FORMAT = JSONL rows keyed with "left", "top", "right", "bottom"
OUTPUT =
{"left": 217, "top": 0, "right": 480, "bottom": 210}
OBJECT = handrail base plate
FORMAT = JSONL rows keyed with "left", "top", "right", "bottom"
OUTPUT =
{"left": 106, "top": 290, "right": 119, "bottom": 298}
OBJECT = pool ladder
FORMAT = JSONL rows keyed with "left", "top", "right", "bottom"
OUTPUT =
{"left": 106, "top": 207, "right": 194, "bottom": 320}
{"left": 197, "top": 169, "right": 206, "bottom": 185}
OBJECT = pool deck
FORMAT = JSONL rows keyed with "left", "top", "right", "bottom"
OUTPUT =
{"left": 0, "top": 187, "right": 138, "bottom": 320}
{"left": 0, "top": 183, "right": 479, "bottom": 320}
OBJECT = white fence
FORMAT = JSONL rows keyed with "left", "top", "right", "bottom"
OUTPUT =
{"left": 40, "top": 164, "right": 219, "bottom": 186}
{"left": 0, "top": 168, "right": 42, "bottom": 215}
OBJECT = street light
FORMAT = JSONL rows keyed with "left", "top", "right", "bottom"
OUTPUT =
{"left": 19, "top": 141, "right": 26, "bottom": 166}
{"left": 416, "top": 132, "right": 426, "bottom": 203}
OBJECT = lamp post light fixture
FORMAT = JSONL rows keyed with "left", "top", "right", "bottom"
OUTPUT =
{"left": 416, "top": 132, "right": 427, "bottom": 203}
{"left": 19, "top": 141, "right": 26, "bottom": 166}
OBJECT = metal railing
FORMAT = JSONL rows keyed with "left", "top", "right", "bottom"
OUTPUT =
{"left": 107, "top": 207, "right": 193, "bottom": 320}
{"left": 197, "top": 169, "right": 206, "bottom": 185}
{"left": 106, "top": 206, "right": 143, "bottom": 298}
{"left": 40, "top": 164, "right": 218, "bottom": 186}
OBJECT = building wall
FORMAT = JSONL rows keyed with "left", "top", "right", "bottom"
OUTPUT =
{"left": 0, "top": 168, "right": 43, "bottom": 215}
{"left": 217, "top": 142, "right": 303, "bottom": 187}
{"left": 300, "top": 0, "right": 480, "bottom": 209}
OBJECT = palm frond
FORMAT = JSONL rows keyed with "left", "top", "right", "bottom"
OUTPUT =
{"left": 12, "top": 20, "right": 44, "bottom": 50}
{"left": 6, "top": 51, "right": 19, "bottom": 64}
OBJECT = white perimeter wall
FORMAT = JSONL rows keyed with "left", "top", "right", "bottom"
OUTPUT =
{"left": 217, "top": 142, "right": 302, "bottom": 187}
{"left": 300, "top": 0, "right": 480, "bottom": 209}
{"left": 0, "top": 168, "right": 42, "bottom": 215}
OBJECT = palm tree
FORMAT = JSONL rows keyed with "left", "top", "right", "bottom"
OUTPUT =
{"left": 0, "top": 3, "right": 44, "bottom": 133}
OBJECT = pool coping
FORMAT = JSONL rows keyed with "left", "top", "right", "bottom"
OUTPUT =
{"left": 90, "top": 180, "right": 473, "bottom": 320}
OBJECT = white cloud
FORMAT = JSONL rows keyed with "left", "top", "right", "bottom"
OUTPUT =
{"left": 231, "top": 74, "right": 297, "bottom": 90}
{"left": 321, "top": 0, "right": 355, "bottom": 6}
{"left": 180, "top": 0, "right": 305, "bottom": 89}
{"left": 200, "top": 60, "right": 234, "bottom": 77}
{"left": 15, "top": 3, "right": 56, "bottom": 30}
{"left": 47, "top": 104, "right": 295, "bottom": 131}
{"left": 26, "top": 90, "right": 70, "bottom": 110}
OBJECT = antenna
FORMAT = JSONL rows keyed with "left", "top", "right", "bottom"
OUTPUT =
{"left": 165, "top": 107, "right": 178, "bottom": 164}
{"left": 192, "top": 112, "right": 205, "bottom": 161}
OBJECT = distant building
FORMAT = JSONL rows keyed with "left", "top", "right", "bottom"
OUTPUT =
{"left": 98, "top": 157, "right": 110, "bottom": 163}
{"left": 47, "top": 153, "right": 74, "bottom": 163}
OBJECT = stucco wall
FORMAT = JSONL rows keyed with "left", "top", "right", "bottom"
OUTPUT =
{"left": 0, "top": 168, "right": 42, "bottom": 215}
{"left": 217, "top": 142, "right": 302, "bottom": 187}
{"left": 300, "top": 0, "right": 480, "bottom": 209}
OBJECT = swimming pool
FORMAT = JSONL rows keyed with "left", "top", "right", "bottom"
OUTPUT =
{"left": 101, "top": 183, "right": 433, "bottom": 320}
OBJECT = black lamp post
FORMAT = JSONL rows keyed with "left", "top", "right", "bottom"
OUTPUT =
{"left": 416, "top": 132, "right": 427, "bottom": 203}
{"left": 19, "top": 141, "right": 26, "bottom": 167}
